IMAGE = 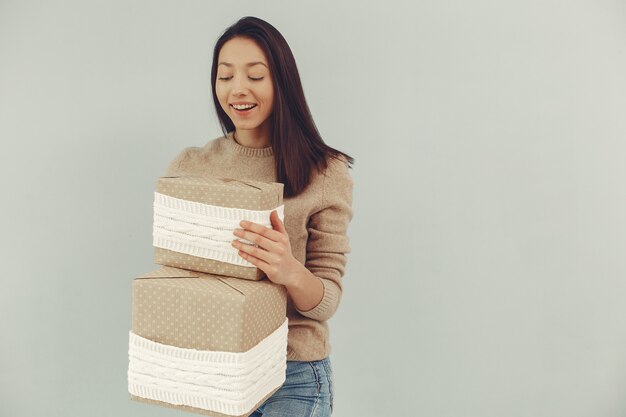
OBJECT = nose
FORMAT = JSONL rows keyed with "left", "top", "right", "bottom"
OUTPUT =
{"left": 231, "top": 76, "right": 249, "bottom": 96}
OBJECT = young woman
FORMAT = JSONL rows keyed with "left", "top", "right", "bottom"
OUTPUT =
{"left": 164, "top": 16, "right": 354, "bottom": 417}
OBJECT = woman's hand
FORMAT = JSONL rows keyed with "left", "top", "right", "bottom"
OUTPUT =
{"left": 231, "top": 210, "right": 304, "bottom": 287}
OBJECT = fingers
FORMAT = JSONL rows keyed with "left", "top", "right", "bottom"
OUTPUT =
{"left": 234, "top": 247, "right": 272, "bottom": 273}
{"left": 233, "top": 227, "right": 280, "bottom": 253}
{"left": 232, "top": 215, "right": 290, "bottom": 264}
{"left": 238, "top": 217, "right": 287, "bottom": 244}
{"left": 232, "top": 236, "right": 277, "bottom": 264}
{"left": 239, "top": 218, "right": 283, "bottom": 239}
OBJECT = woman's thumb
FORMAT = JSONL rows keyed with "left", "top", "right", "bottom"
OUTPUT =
{"left": 270, "top": 210, "right": 286, "bottom": 232}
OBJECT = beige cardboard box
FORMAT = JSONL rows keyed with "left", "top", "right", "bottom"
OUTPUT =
{"left": 153, "top": 176, "right": 284, "bottom": 280}
{"left": 128, "top": 266, "right": 289, "bottom": 417}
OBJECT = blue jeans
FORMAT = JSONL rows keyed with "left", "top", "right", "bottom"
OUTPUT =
{"left": 250, "top": 357, "right": 334, "bottom": 417}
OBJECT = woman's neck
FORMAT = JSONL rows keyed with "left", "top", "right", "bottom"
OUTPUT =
{"left": 233, "top": 123, "right": 272, "bottom": 148}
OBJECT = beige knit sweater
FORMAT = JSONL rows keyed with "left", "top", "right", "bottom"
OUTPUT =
{"left": 163, "top": 131, "right": 354, "bottom": 361}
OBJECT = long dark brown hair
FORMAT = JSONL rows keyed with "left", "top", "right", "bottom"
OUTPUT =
{"left": 210, "top": 16, "right": 354, "bottom": 198}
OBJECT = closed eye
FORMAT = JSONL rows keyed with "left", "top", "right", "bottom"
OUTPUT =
{"left": 218, "top": 76, "right": 264, "bottom": 81}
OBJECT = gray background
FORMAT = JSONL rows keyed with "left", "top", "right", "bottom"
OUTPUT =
{"left": 1, "top": 1, "right": 625, "bottom": 416}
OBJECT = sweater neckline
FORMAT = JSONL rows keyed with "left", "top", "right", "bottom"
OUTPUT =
{"left": 224, "top": 131, "right": 274, "bottom": 157}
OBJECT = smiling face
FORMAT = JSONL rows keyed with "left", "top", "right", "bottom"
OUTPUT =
{"left": 215, "top": 36, "right": 274, "bottom": 146}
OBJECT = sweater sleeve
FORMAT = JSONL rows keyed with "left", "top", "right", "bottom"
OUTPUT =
{"left": 163, "top": 147, "right": 193, "bottom": 177}
{"left": 296, "top": 156, "right": 354, "bottom": 322}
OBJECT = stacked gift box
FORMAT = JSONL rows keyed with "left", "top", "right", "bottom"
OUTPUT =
{"left": 128, "top": 175, "right": 288, "bottom": 417}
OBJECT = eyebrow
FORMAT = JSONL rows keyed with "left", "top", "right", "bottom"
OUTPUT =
{"left": 218, "top": 61, "right": 268, "bottom": 68}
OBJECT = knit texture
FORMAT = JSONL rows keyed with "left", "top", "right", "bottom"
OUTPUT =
{"left": 164, "top": 131, "right": 353, "bottom": 361}
{"left": 153, "top": 191, "right": 285, "bottom": 267}
{"left": 127, "top": 318, "right": 288, "bottom": 415}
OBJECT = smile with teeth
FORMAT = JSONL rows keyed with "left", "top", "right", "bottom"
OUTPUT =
{"left": 231, "top": 104, "right": 257, "bottom": 110}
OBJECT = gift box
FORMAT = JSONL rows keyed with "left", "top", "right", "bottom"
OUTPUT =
{"left": 153, "top": 176, "right": 284, "bottom": 280}
{"left": 127, "top": 265, "right": 289, "bottom": 417}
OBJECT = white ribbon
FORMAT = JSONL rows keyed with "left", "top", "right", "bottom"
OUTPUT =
{"left": 152, "top": 192, "right": 285, "bottom": 267}
{"left": 128, "top": 319, "right": 288, "bottom": 415}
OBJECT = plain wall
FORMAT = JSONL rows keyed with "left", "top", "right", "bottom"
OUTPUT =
{"left": 1, "top": 1, "right": 625, "bottom": 416}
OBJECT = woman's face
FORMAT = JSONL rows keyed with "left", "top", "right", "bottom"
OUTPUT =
{"left": 215, "top": 37, "right": 274, "bottom": 137}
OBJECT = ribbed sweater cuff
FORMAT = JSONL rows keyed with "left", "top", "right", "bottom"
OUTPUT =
{"left": 295, "top": 278, "right": 340, "bottom": 322}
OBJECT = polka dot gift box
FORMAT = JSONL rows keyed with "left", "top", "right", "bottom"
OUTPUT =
{"left": 153, "top": 176, "right": 284, "bottom": 281}
{"left": 128, "top": 265, "right": 288, "bottom": 417}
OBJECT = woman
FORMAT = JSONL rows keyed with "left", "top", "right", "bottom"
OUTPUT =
{"left": 164, "top": 16, "right": 354, "bottom": 417}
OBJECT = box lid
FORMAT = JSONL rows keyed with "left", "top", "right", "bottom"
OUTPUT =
{"left": 131, "top": 266, "right": 287, "bottom": 352}
{"left": 156, "top": 176, "right": 284, "bottom": 209}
